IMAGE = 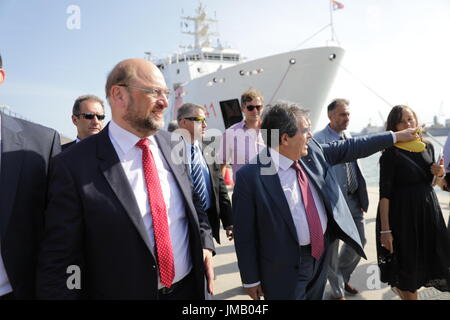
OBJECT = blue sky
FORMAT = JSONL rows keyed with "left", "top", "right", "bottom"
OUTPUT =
{"left": 1, "top": 0, "right": 450, "bottom": 138}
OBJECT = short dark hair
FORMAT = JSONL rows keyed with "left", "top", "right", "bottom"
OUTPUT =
{"left": 261, "top": 101, "right": 309, "bottom": 147}
{"left": 327, "top": 98, "right": 349, "bottom": 113}
{"left": 0, "top": 54, "right": 3, "bottom": 69}
{"left": 72, "top": 94, "right": 105, "bottom": 116}
{"left": 167, "top": 120, "right": 179, "bottom": 132}
{"left": 176, "top": 103, "right": 206, "bottom": 122}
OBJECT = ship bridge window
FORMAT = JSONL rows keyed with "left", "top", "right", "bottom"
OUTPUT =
{"left": 220, "top": 99, "right": 243, "bottom": 129}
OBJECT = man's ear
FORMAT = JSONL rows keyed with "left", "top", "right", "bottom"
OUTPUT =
{"left": 0, "top": 69, "right": 5, "bottom": 85}
{"left": 109, "top": 85, "right": 128, "bottom": 109}
{"left": 71, "top": 115, "right": 79, "bottom": 126}
{"left": 280, "top": 132, "right": 289, "bottom": 146}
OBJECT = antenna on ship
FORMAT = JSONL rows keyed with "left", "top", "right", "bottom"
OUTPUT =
{"left": 329, "top": 0, "right": 344, "bottom": 45}
{"left": 180, "top": 2, "right": 218, "bottom": 49}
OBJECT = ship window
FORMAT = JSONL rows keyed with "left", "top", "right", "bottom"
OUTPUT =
{"left": 177, "top": 69, "right": 180, "bottom": 74}
{"left": 220, "top": 99, "right": 243, "bottom": 129}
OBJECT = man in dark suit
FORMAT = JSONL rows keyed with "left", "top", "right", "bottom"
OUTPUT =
{"left": 232, "top": 102, "right": 419, "bottom": 300}
{"left": 0, "top": 53, "right": 61, "bottom": 299}
{"left": 177, "top": 103, "right": 233, "bottom": 244}
{"left": 62, "top": 94, "right": 105, "bottom": 151}
{"left": 314, "top": 99, "right": 367, "bottom": 299}
{"left": 37, "top": 59, "right": 215, "bottom": 300}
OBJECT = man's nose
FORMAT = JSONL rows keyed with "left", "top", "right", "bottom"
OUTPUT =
{"left": 91, "top": 116, "right": 100, "bottom": 124}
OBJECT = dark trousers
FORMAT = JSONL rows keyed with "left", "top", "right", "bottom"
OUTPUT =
{"left": 294, "top": 235, "right": 332, "bottom": 300}
{"left": 157, "top": 272, "right": 199, "bottom": 300}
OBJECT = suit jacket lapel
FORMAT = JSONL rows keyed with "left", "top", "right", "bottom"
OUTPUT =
{"left": 258, "top": 153, "right": 299, "bottom": 244}
{"left": 300, "top": 153, "right": 325, "bottom": 195}
{"left": 154, "top": 131, "right": 199, "bottom": 225}
{"left": 96, "top": 127, "right": 153, "bottom": 254}
{"left": 0, "top": 114, "right": 25, "bottom": 238}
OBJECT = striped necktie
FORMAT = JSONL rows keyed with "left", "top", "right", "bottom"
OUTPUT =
{"left": 191, "top": 144, "right": 208, "bottom": 210}
{"left": 340, "top": 134, "right": 358, "bottom": 194}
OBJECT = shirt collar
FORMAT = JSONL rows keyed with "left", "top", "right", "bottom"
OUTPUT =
{"left": 269, "top": 148, "right": 295, "bottom": 172}
{"left": 109, "top": 119, "right": 156, "bottom": 155}
{"left": 327, "top": 124, "right": 349, "bottom": 140}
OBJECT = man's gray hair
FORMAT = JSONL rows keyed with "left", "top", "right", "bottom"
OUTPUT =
{"left": 261, "top": 101, "right": 310, "bottom": 148}
{"left": 72, "top": 94, "right": 105, "bottom": 116}
{"left": 176, "top": 103, "right": 206, "bottom": 122}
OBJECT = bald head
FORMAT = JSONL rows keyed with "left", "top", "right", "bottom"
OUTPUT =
{"left": 105, "top": 58, "right": 169, "bottom": 137}
{"left": 105, "top": 58, "right": 162, "bottom": 99}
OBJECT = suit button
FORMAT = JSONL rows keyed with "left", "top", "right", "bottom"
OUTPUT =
{"left": 294, "top": 265, "right": 299, "bottom": 270}
{"left": 152, "top": 265, "right": 156, "bottom": 269}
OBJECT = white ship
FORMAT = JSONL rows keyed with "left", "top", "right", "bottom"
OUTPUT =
{"left": 150, "top": 4, "right": 344, "bottom": 134}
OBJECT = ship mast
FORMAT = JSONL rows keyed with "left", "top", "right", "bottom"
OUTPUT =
{"left": 180, "top": 3, "right": 218, "bottom": 49}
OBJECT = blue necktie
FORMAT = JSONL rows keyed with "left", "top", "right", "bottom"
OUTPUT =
{"left": 191, "top": 144, "right": 208, "bottom": 210}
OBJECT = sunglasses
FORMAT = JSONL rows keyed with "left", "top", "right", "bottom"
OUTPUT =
{"left": 246, "top": 105, "right": 263, "bottom": 111}
{"left": 184, "top": 117, "right": 206, "bottom": 123}
{"left": 76, "top": 113, "right": 106, "bottom": 120}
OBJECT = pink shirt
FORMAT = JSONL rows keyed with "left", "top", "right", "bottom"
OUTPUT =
{"left": 216, "top": 120, "right": 266, "bottom": 181}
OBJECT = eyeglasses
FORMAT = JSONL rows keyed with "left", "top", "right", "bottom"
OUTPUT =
{"left": 246, "top": 105, "right": 263, "bottom": 111}
{"left": 298, "top": 127, "right": 312, "bottom": 134}
{"left": 184, "top": 117, "right": 206, "bottom": 123}
{"left": 118, "top": 84, "right": 170, "bottom": 99}
{"left": 76, "top": 113, "right": 106, "bottom": 120}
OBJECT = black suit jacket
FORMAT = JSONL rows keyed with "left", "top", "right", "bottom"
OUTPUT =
{"left": 0, "top": 113, "right": 60, "bottom": 299}
{"left": 61, "top": 140, "right": 76, "bottom": 151}
{"left": 202, "top": 145, "right": 232, "bottom": 244}
{"left": 36, "top": 125, "right": 214, "bottom": 299}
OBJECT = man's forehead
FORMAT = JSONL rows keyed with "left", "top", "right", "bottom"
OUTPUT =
{"left": 336, "top": 104, "right": 350, "bottom": 113}
{"left": 245, "top": 97, "right": 262, "bottom": 105}
{"left": 297, "top": 117, "right": 310, "bottom": 128}
{"left": 136, "top": 68, "right": 167, "bottom": 88}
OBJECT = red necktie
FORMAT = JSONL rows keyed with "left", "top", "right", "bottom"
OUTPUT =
{"left": 136, "top": 138, "right": 175, "bottom": 288}
{"left": 291, "top": 161, "right": 324, "bottom": 260}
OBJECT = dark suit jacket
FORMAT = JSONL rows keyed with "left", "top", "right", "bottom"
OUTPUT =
{"left": 36, "top": 125, "right": 214, "bottom": 299}
{"left": 202, "top": 145, "right": 232, "bottom": 244}
{"left": 0, "top": 113, "right": 60, "bottom": 299}
{"left": 232, "top": 132, "right": 393, "bottom": 299}
{"left": 314, "top": 126, "right": 369, "bottom": 212}
{"left": 61, "top": 140, "right": 76, "bottom": 151}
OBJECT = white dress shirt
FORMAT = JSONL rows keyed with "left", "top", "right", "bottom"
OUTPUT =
{"left": 0, "top": 113, "right": 13, "bottom": 296}
{"left": 108, "top": 120, "right": 192, "bottom": 288}
{"left": 269, "top": 148, "right": 328, "bottom": 245}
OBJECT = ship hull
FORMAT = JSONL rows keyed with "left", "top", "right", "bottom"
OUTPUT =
{"left": 164, "top": 46, "right": 345, "bottom": 134}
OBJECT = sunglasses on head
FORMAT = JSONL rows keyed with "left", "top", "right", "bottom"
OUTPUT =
{"left": 76, "top": 113, "right": 106, "bottom": 120}
{"left": 246, "top": 105, "right": 263, "bottom": 111}
{"left": 184, "top": 116, "right": 206, "bottom": 123}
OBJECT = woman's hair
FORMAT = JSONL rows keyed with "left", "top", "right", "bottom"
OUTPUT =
{"left": 385, "top": 105, "right": 419, "bottom": 132}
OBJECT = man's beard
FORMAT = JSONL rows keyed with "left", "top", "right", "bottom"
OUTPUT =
{"left": 123, "top": 97, "right": 164, "bottom": 134}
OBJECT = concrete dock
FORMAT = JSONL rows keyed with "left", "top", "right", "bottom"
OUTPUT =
{"left": 212, "top": 186, "right": 450, "bottom": 300}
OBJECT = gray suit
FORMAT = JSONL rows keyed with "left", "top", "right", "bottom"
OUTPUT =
{"left": 314, "top": 125, "right": 368, "bottom": 298}
{"left": 233, "top": 132, "right": 393, "bottom": 299}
